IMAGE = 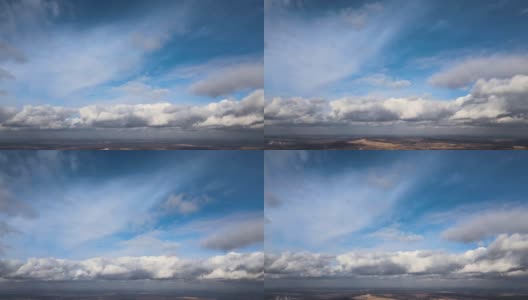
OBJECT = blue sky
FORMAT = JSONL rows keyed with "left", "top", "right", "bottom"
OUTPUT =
{"left": 0, "top": 150, "right": 263, "bottom": 282}
{"left": 0, "top": 0, "right": 263, "bottom": 142}
{"left": 265, "top": 151, "right": 528, "bottom": 286}
{"left": 265, "top": 0, "right": 528, "bottom": 136}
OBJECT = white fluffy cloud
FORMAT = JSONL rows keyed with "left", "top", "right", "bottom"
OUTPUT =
{"left": 264, "top": 97, "right": 329, "bottom": 125}
{"left": 0, "top": 252, "right": 263, "bottom": 281}
{"left": 265, "top": 234, "right": 528, "bottom": 279}
{"left": 429, "top": 55, "right": 528, "bottom": 89}
{"left": 0, "top": 90, "right": 263, "bottom": 130}
{"left": 265, "top": 75, "right": 528, "bottom": 127}
{"left": 265, "top": 252, "right": 336, "bottom": 278}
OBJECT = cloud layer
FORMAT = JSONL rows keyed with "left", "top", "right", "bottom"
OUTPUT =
{"left": 0, "top": 90, "right": 263, "bottom": 130}
{"left": 0, "top": 252, "right": 263, "bottom": 281}
{"left": 265, "top": 234, "right": 528, "bottom": 279}
{"left": 265, "top": 75, "right": 528, "bottom": 128}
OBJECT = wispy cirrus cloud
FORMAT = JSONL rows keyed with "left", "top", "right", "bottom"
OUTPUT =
{"left": 265, "top": 0, "right": 410, "bottom": 96}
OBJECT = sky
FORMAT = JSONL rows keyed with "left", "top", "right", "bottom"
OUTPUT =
{"left": 265, "top": 0, "right": 528, "bottom": 137}
{"left": 0, "top": 0, "right": 263, "bottom": 144}
{"left": 0, "top": 151, "right": 263, "bottom": 287}
{"left": 265, "top": 151, "right": 528, "bottom": 289}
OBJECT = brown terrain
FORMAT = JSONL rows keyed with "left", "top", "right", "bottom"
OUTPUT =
{"left": 265, "top": 137, "right": 528, "bottom": 150}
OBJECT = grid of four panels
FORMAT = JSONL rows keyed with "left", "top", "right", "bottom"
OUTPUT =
{"left": 1, "top": 0, "right": 527, "bottom": 299}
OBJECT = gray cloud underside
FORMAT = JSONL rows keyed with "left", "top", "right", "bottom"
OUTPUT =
{"left": 190, "top": 62, "right": 263, "bottom": 98}
{"left": 0, "top": 252, "right": 263, "bottom": 281}
{"left": 265, "top": 234, "right": 528, "bottom": 279}
{"left": 0, "top": 42, "right": 27, "bottom": 63}
{"left": 201, "top": 218, "right": 264, "bottom": 251}
{"left": 429, "top": 55, "right": 528, "bottom": 89}
{"left": 443, "top": 208, "right": 528, "bottom": 243}
{"left": 265, "top": 75, "right": 528, "bottom": 127}
{"left": 0, "top": 90, "right": 263, "bottom": 130}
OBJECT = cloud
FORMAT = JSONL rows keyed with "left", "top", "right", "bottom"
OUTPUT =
{"left": 131, "top": 32, "right": 172, "bottom": 52}
{"left": 0, "top": 252, "right": 263, "bottom": 281}
{"left": 265, "top": 252, "right": 336, "bottom": 278}
{"left": 0, "top": 89, "right": 264, "bottom": 130}
{"left": 0, "top": 107, "right": 16, "bottom": 122}
{"left": 264, "top": 97, "right": 329, "bottom": 125}
{"left": 2, "top": 154, "right": 183, "bottom": 252}
{"left": 265, "top": 75, "right": 528, "bottom": 128}
{"left": 163, "top": 194, "right": 210, "bottom": 215}
{"left": 0, "top": 221, "right": 17, "bottom": 238}
{"left": 265, "top": 1, "right": 403, "bottom": 95}
{"left": 0, "top": 68, "right": 15, "bottom": 80}
{"left": 190, "top": 62, "right": 264, "bottom": 97}
{"left": 0, "top": 0, "right": 61, "bottom": 39}
{"left": 4, "top": 105, "right": 78, "bottom": 129}
{"left": 357, "top": 74, "right": 411, "bottom": 89}
{"left": 429, "top": 55, "right": 528, "bottom": 89}
{"left": 341, "top": 2, "right": 385, "bottom": 30}
{"left": 111, "top": 79, "right": 171, "bottom": 104}
{"left": 330, "top": 97, "right": 455, "bottom": 123}
{"left": 264, "top": 191, "right": 282, "bottom": 208}
{"left": 0, "top": 43, "right": 27, "bottom": 64}
{"left": 0, "top": 183, "right": 37, "bottom": 218}
{"left": 265, "top": 152, "right": 416, "bottom": 249}
{"left": 265, "top": 234, "right": 528, "bottom": 279}
{"left": 442, "top": 208, "right": 528, "bottom": 243}
{"left": 0, "top": 151, "right": 263, "bottom": 262}
{"left": 115, "top": 231, "right": 180, "bottom": 257}
{"left": 370, "top": 227, "right": 424, "bottom": 243}
{"left": 200, "top": 252, "right": 264, "bottom": 280}
{"left": 0, "top": 1, "right": 188, "bottom": 99}
{"left": 201, "top": 218, "right": 264, "bottom": 251}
